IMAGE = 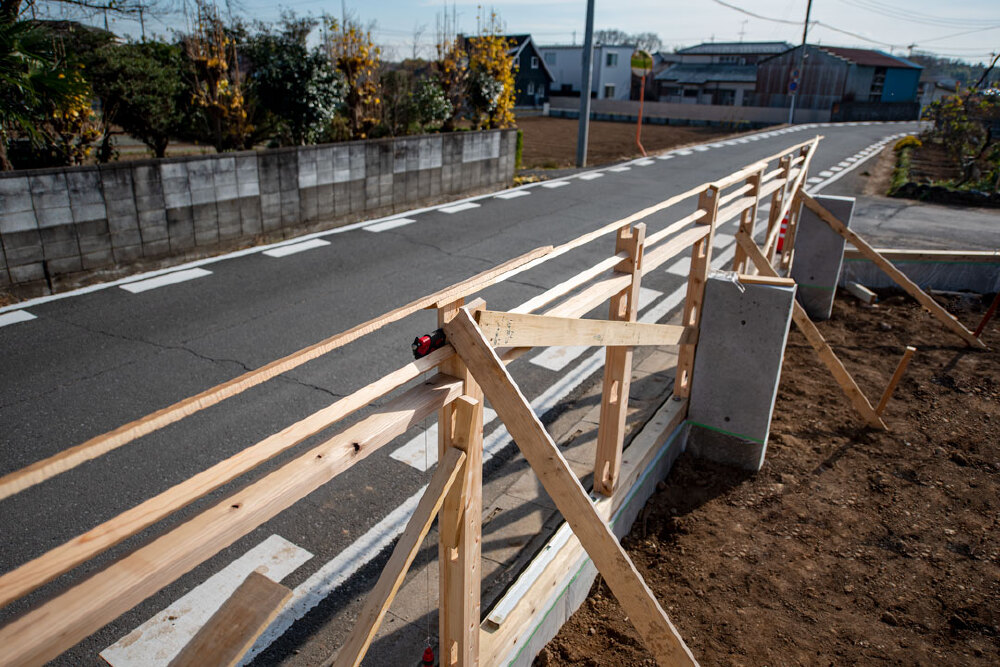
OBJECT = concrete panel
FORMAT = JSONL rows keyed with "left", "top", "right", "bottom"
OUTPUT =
{"left": 257, "top": 153, "right": 282, "bottom": 195}
{"left": 39, "top": 224, "right": 80, "bottom": 260}
{"left": 790, "top": 194, "right": 853, "bottom": 320}
{"left": 349, "top": 144, "right": 366, "bottom": 181}
{"left": 315, "top": 146, "right": 336, "bottom": 186}
{"left": 297, "top": 147, "right": 318, "bottom": 189}
{"left": 333, "top": 145, "right": 350, "bottom": 183}
{"left": 687, "top": 274, "right": 796, "bottom": 470}
{"left": 235, "top": 155, "right": 260, "bottom": 197}
{"left": 9, "top": 261, "right": 45, "bottom": 283}
{"left": 166, "top": 207, "right": 195, "bottom": 251}
{"left": 75, "top": 219, "right": 110, "bottom": 254}
{"left": 841, "top": 257, "right": 1000, "bottom": 294}
{"left": 0, "top": 210, "right": 38, "bottom": 234}
{"left": 2, "top": 229, "right": 44, "bottom": 266}
{"left": 239, "top": 197, "right": 263, "bottom": 236}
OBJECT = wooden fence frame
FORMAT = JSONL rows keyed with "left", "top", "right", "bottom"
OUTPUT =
{"left": 0, "top": 138, "right": 834, "bottom": 667}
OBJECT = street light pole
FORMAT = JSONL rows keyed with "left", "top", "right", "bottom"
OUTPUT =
{"left": 576, "top": 0, "right": 596, "bottom": 167}
{"left": 788, "top": 0, "right": 813, "bottom": 125}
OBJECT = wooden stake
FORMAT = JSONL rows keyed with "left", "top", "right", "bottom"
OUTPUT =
{"left": 329, "top": 446, "right": 467, "bottom": 667}
{"left": 876, "top": 346, "right": 917, "bottom": 416}
{"left": 974, "top": 291, "right": 1000, "bottom": 338}
{"left": 735, "top": 231, "right": 887, "bottom": 430}
{"left": 801, "top": 193, "right": 986, "bottom": 350}
{"left": 764, "top": 155, "right": 791, "bottom": 263}
{"left": 674, "top": 185, "right": 720, "bottom": 399}
{"left": 596, "top": 224, "right": 645, "bottom": 496}
{"left": 846, "top": 282, "right": 878, "bottom": 305}
{"left": 169, "top": 572, "right": 291, "bottom": 667}
{"left": 437, "top": 300, "right": 483, "bottom": 667}
{"left": 443, "top": 309, "right": 698, "bottom": 666}
{"left": 731, "top": 168, "right": 764, "bottom": 274}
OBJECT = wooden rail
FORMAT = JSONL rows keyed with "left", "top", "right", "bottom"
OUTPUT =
{"left": 0, "top": 138, "right": 826, "bottom": 667}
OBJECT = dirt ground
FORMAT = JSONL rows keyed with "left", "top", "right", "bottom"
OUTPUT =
{"left": 539, "top": 291, "right": 1000, "bottom": 665}
{"left": 516, "top": 116, "right": 733, "bottom": 170}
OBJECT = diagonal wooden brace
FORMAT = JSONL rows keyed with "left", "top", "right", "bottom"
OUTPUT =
{"left": 801, "top": 193, "right": 986, "bottom": 349}
{"left": 735, "top": 231, "right": 887, "bottom": 430}
{"left": 443, "top": 308, "right": 698, "bottom": 667}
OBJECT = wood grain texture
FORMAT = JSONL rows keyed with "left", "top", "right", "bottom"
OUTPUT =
{"left": 803, "top": 193, "right": 986, "bottom": 349}
{"left": 168, "top": 571, "right": 291, "bottom": 667}
{"left": 329, "top": 447, "right": 466, "bottom": 667}
{"left": 444, "top": 309, "right": 698, "bottom": 666}
{"left": 476, "top": 311, "right": 688, "bottom": 349}
{"left": 0, "top": 346, "right": 456, "bottom": 609}
{"left": 876, "top": 346, "right": 917, "bottom": 416}
{"left": 0, "top": 374, "right": 464, "bottom": 667}
{"left": 0, "top": 248, "right": 552, "bottom": 504}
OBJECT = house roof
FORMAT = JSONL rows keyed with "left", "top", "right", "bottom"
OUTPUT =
{"left": 655, "top": 63, "right": 758, "bottom": 84}
{"left": 677, "top": 41, "right": 791, "bottom": 56}
{"left": 464, "top": 33, "right": 555, "bottom": 82}
{"left": 816, "top": 46, "right": 922, "bottom": 69}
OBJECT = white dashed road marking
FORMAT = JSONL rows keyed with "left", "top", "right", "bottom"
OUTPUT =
{"left": 494, "top": 190, "right": 531, "bottom": 199}
{"left": 119, "top": 268, "right": 212, "bottom": 294}
{"left": 541, "top": 180, "right": 571, "bottom": 189}
{"left": 262, "top": 238, "right": 331, "bottom": 256}
{"left": 440, "top": 202, "right": 481, "bottom": 214}
{"left": 364, "top": 217, "right": 418, "bottom": 232}
{"left": 0, "top": 310, "right": 36, "bottom": 328}
{"left": 578, "top": 172, "right": 604, "bottom": 180}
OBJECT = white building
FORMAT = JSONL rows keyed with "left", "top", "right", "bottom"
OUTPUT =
{"left": 538, "top": 44, "right": 635, "bottom": 100}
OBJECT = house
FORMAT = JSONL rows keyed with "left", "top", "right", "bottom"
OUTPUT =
{"left": 918, "top": 75, "right": 959, "bottom": 108}
{"left": 654, "top": 42, "right": 791, "bottom": 106}
{"left": 462, "top": 34, "right": 553, "bottom": 108}
{"left": 537, "top": 43, "right": 636, "bottom": 100}
{"left": 754, "top": 45, "right": 922, "bottom": 120}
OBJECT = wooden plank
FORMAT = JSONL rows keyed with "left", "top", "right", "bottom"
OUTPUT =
{"left": 731, "top": 168, "right": 764, "bottom": 274}
{"left": 168, "top": 571, "right": 291, "bottom": 667}
{"left": 876, "top": 346, "right": 916, "bottom": 416}
{"left": 802, "top": 193, "right": 986, "bottom": 349}
{"left": 510, "top": 252, "right": 628, "bottom": 315}
{"left": 0, "top": 247, "right": 551, "bottom": 504}
{"left": 764, "top": 139, "right": 819, "bottom": 261}
{"left": 737, "top": 274, "right": 796, "bottom": 287}
{"left": 329, "top": 446, "right": 467, "bottom": 667}
{"left": 674, "top": 185, "right": 720, "bottom": 399}
{"left": 843, "top": 248, "right": 1000, "bottom": 263}
{"left": 763, "top": 155, "right": 791, "bottom": 264}
{"left": 443, "top": 310, "right": 698, "bottom": 666}
{"left": 0, "top": 346, "right": 458, "bottom": 609}
{"left": 437, "top": 301, "right": 484, "bottom": 667}
{"left": 717, "top": 182, "right": 753, "bottom": 207}
{"left": 596, "top": 224, "right": 645, "bottom": 497}
{"left": 846, "top": 281, "right": 878, "bottom": 305}
{"left": 476, "top": 311, "right": 690, "bottom": 348}
{"left": 0, "top": 375, "right": 464, "bottom": 667}
{"left": 642, "top": 226, "right": 712, "bottom": 274}
{"left": 735, "top": 231, "right": 887, "bottom": 430}
{"left": 715, "top": 196, "right": 757, "bottom": 226}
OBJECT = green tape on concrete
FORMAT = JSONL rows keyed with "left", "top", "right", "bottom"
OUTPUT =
{"left": 687, "top": 420, "right": 765, "bottom": 445}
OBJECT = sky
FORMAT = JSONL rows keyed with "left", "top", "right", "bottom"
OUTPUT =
{"left": 72, "top": 0, "right": 1000, "bottom": 64}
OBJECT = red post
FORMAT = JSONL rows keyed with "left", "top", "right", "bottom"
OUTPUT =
{"left": 635, "top": 74, "right": 647, "bottom": 157}
{"left": 974, "top": 290, "right": 1000, "bottom": 338}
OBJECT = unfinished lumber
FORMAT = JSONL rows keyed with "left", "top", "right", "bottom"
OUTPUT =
{"left": 476, "top": 311, "right": 690, "bottom": 348}
{"left": 846, "top": 281, "right": 878, "bottom": 305}
{"left": 876, "top": 346, "right": 917, "bottom": 416}
{"left": 763, "top": 155, "right": 791, "bottom": 263}
{"left": 596, "top": 224, "right": 645, "bottom": 496}
{"left": 437, "top": 300, "right": 484, "bottom": 667}
{"left": 975, "top": 291, "right": 1000, "bottom": 338}
{"left": 0, "top": 247, "right": 552, "bottom": 504}
{"left": 736, "top": 231, "right": 887, "bottom": 430}
{"left": 801, "top": 193, "right": 986, "bottom": 349}
{"left": 0, "top": 375, "right": 464, "bottom": 667}
{"left": 443, "top": 309, "right": 698, "bottom": 667}
{"left": 168, "top": 571, "right": 291, "bottom": 667}
{"left": 329, "top": 446, "right": 467, "bottom": 667}
{"left": 0, "top": 345, "right": 458, "bottom": 610}
{"left": 737, "top": 274, "right": 796, "bottom": 287}
{"left": 731, "top": 168, "right": 764, "bottom": 274}
{"left": 674, "top": 185, "right": 720, "bottom": 399}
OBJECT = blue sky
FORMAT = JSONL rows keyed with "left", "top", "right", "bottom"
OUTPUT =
{"left": 93, "top": 0, "right": 1000, "bottom": 64}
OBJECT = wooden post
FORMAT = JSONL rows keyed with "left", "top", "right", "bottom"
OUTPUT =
{"left": 437, "top": 299, "right": 484, "bottom": 667}
{"left": 594, "top": 223, "right": 645, "bottom": 497}
{"left": 443, "top": 310, "right": 699, "bottom": 666}
{"left": 674, "top": 185, "right": 720, "bottom": 399}
{"left": 731, "top": 168, "right": 764, "bottom": 274}
{"left": 779, "top": 147, "right": 810, "bottom": 271}
{"left": 875, "top": 346, "right": 916, "bottom": 416}
{"left": 765, "top": 155, "right": 791, "bottom": 264}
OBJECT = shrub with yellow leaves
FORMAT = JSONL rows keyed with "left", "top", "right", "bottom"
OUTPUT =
{"left": 466, "top": 11, "right": 516, "bottom": 130}
{"left": 325, "top": 16, "right": 382, "bottom": 140}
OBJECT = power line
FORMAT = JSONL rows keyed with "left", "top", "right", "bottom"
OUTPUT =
{"left": 835, "top": 0, "right": 996, "bottom": 30}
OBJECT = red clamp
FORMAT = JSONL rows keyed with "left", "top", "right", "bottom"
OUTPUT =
{"left": 412, "top": 328, "right": 447, "bottom": 359}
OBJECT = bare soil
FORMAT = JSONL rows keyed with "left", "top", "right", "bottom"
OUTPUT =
{"left": 908, "top": 141, "right": 963, "bottom": 184}
{"left": 516, "top": 117, "right": 732, "bottom": 170}
{"left": 539, "top": 291, "right": 1000, "bottom": 665}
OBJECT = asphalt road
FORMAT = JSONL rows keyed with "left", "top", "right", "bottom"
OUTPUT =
{"left": 0, "top": 120, "right": 920, "bottom": 665}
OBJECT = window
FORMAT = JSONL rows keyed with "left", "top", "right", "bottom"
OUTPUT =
{"left": 527, "top": 82, "right": 535, "bottom": 94}
{"left": 531, "top": 56, "right": 539, "bottom": 69}
{"left": 606, "top": 52, "right": 618, "bottom": 67}
{"left": 714, "top": 89, "right": 736, "bottom": 105}
{"left": 545, "top": 52, "right": 556, "bottom": 65}
{"left": 869, "top": 67, "right": 886, "bottom": 102}
{"left": 683, "top": 88, "right": 698, "bottom": 97}
{"left": 603, "top": 84, "right": 616, "bottom": 98}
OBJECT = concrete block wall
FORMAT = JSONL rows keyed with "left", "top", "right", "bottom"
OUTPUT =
{"left": 0, "top": 129, "right": 515, "bottom": 293}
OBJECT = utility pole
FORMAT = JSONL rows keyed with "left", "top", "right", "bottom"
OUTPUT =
{"left": 787, "top": 0, "right": 813, "bottom": 125}
{"left": 576, "top": 0, "right": 596, "bottom": 167}
{"left": 139, "top": 7, "right": 146, "bottom": 41}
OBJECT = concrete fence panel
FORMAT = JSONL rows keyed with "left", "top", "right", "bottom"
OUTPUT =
{"left": 0, "top": 129, "right": 515, "bottom": 294}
